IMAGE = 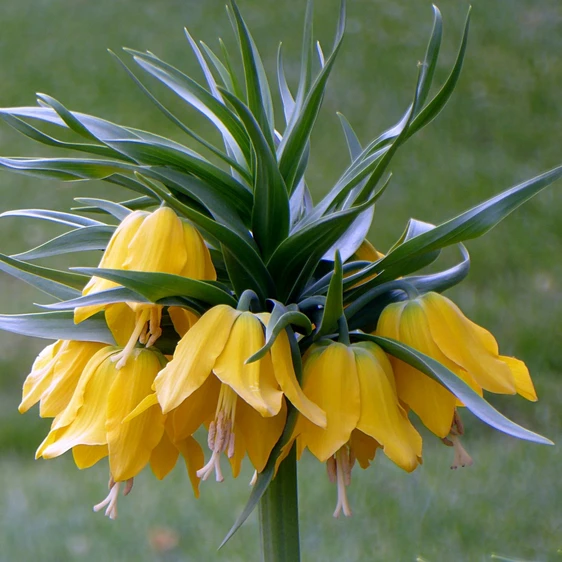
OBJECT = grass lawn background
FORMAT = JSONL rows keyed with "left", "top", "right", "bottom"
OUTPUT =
{"left": 0, "top": 1, "right": 561, "bottom": 560}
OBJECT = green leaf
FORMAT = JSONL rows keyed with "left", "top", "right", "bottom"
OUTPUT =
{"left": 0, "top": 208, "right": 105, "bottom": 228}
{"left": 293, "top": 0, "right": 314, "bottom": 117}
{"left": 415, "top": 5, "right": 443, "bottom": 110}
{"left": 0, "top": 253, "right": 86, "bottom": 300}
{"left": 129, "top": 49, "right": 251, "bottom": 163}
{"left": 321, "top": 206, "right": 374, "bottom": 263}
{"left": 354, "top": 165, "right": 562, "bottom": 284}
{"left": 228, "top": 0, "right": 275, "bottom": 146}
{"left": 199, "top": 41, "right": 237, "bottom": 95}
{"left": 146, "top": 167, "right": 252, "bottom": 232}
{"left": 0, "top": 311, "right": 115, "bottom": 344}
{"left": 0, "top": 113, "right": 119, "bottom": 159}
{"left": 73, "top": 198, "right": 131, "bottom": 221}
{"left": 0, "top": 156, "right": 133, "bottom": 182}
{"left": 221, "top": 90, "right": 290, "bottom": 260}
{"left": 12, "top": 225, "right": 114, "bottom": 261}
{"left": 268, "top": 196, "right": 375, "bottom": 301}
{"left": 358, "top": 334, "right": 552, "bottom": 445}
{"left": 337, "top": 112, "right": 362, "bottom": 161}
{"left": 316, "top": 250, "right": 343, "bottom": 337}
{"left": 245, "top": 302, "right": 312, "bottom": 364}
{"left": 142, "top": 179, "right": 274, "bottom": 301}
{"left": 277, "top": 45, "right": 295, "bottom": 125}
{"left": 277, "top": 0, "right": 346, "bottom": 192}
{"left": 109, "top": 50, "right": 247, "bottom": 176}
{"left": 408, "top": 243, "right": 470, "bottom": 294}
{"left": 39, "top": 287, "right": 150, "bottom": 310}
{"left": 406, "top": 8, "right": 470, "bottom": 140}
{"left": 73, "top": 268, "right": 237, "bottom": 308}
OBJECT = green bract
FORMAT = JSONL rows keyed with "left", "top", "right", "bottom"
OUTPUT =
{"left": 0, "top": 0, "right": 558, "bottom": 546}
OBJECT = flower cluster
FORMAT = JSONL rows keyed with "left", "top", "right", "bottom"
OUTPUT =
{"left": 18, "top": 206, "right": 537, "bottom": 518}
{"left": 1, "top": 0, "right": 553, "bottom": 538}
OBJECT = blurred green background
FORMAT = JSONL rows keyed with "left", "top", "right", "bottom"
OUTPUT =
{"left": 1, "top": 0, "right": 561, "bottom": 561}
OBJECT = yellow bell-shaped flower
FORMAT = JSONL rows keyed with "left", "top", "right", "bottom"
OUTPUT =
{"left": 149, "top": 304, "right": 326, "bottom": 482}
{"left": 35, "top": 346, "right": 202, "bottom": 519}
{"left": 376, "top": 291, "right": 537, "bottom": 438}
{"left": 75, "top": 206, "right": 215, "bottom": 369}
{"left": 294, "top": 341, "right": 422, "bottom": 517}
{"left": 19, "top": 340, "right": 106, "bottom": 417}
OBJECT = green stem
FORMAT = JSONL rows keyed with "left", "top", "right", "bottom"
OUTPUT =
{"left": 259, "top": 446, "right": 300, "bottom": 562}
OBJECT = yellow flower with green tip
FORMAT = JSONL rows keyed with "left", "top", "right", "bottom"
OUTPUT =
{"left": 376, "top": 291, "right": 537, "bottom": 438}
{"left": 294, "top": 340, "right": 422, "bottom": 516}
{"left": 35, "top": 345, "right": 202, "bottom": 519}
{"left": 151, "top": 304, "right": 326, "bottom": 482}
{"left": 75, "top": 206, "right": 215, "bottom": 369}
{"left": 19, "top": 340, "right": 106, "bottom": 417}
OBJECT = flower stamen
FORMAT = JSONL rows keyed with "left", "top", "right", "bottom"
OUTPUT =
{"left": 197, "top": 385, "right": 238, "bottom": 482}
{"left": 112, "top": 309, "right": 150, "bottom": 369}
{"left": 93, "top": 480, "right": 121, "bottom": 520}
{"left": 332, "top": 448, "right": 353, "bottom": 518}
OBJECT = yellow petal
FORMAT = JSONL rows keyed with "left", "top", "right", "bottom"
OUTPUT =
{"left": 421, "top": 293, "right": 516, "bottom": 394}
{"left": 72, "top": 444, "right": 108, "bottom": 469}
{"left": 105, "top": 303, "right": 137, "bottom": 347}
{"left": 376, "top": 301, "right": 407, "bottom": 341}
{"left": 352, "top": 240, "right": 385, "bottom": 262}
{"left": 179, "top": 221, "right": 217, "bottom": 280}
{"left": 107, "top": 349, "right": 166, "bottom": 482}
{"left": 297, "top": 343, "right": 360, "bottom": 462}
{"left": 154, "top": 305, "right": 240, "bottom": 413}
{"left": 168, "top": 306, "right": 199, "bottom": 338}
{"left": 124, "top": 207, "right": 187, "bottom": 274}
{"left": 500, "top": 355, "right": 538, "bottom": 402}
{"left": 393, "top": 303, "right": 457, "bottom": 438}
{"left": 39, "top": 348, "right": 119, "bottom": 459}
{"left": 353, "top": 345, "right": 421, "bottom": 472}
{"left": 235, "top": 398, "right": 287, "bottom": 473}
{"left": 169, "top": 374, "right": 221, "bottom": 442}
{"left": 349, "top": 430, "right": 379, "bottom": 469}
{"left": 74, "top": 211, "right": 148, "bottom": 322}
{"left": 213, "top": 313, "right": 283, "bottom": 417}
{"left": 150, "top": 429, "right": 180, "bottom": 480}
{"left": 270, "top": 329, "right": 326, "bottom": 427}
{"left": 176, "top": 436, "right": 204, "bottom": 498}
{"left": 39, "top": 341, "right": 107, "bottom": 418}
{"left": 19, "top": 340, "right": 62, "bottom": 414}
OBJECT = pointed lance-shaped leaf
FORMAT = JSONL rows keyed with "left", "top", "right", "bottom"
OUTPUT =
{"left": 73, "top": 268, "right": 237, "bottom": 308}
{"left": 0, "top": 311, "right": 115, "bottom": 344}
{"left": 356, "top": 334, "right": 552, "bottom": 446}
{"left": 221, "top": 89, "right": 290, "bottom": 261}
{"left": 316, "top": 250, "right": 344, "bottom": 338}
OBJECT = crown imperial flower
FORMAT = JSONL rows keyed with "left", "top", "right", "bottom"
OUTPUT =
{"left": 295, "top": 341, "right": 422, "bottom": 516}
{"left": 152, "top": 305, "right": 326, "bottom": 481}
{"left": 376, "top": 291, "right": 537, "bottom": 437}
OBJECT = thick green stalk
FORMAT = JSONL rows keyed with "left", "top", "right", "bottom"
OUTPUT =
{"left": 259, "top": 446, "right": 300, "bottom": 562}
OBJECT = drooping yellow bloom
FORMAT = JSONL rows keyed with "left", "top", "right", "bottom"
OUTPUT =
{"left": 376, "top": 291, "right": 537, "bottom": 438}
{"left": 295, "top": 341, "right": 422, "bottom": 516}
{"left": 35, "top": 346, "right": 202, "bottom": 519}
{"left": 74, "top": 206, "right": 215, "bottom": 368}
{"left": 148, "top": 305, "right": 326, "bottom": 482}
{"left": 19, "top": 340, "right": 106, "bottom": 417}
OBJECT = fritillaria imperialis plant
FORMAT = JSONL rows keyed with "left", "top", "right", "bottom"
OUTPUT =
{"left": 0, "top": 2, "right": 558, "bottom": 560}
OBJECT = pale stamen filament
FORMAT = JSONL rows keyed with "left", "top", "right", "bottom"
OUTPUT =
{"left": 112, "top": 309, "right": 150, "bottom": 369}
{"left": 93, "top": 481, "right": 121, "bottom": 520}
{"left": 146, "top": 306, "right": 163, "bottom": 348}
{"left": 333, "top": 448, "right": 352, "bottom": 518}
{"left": 197, "top": 385, "right": 238, "bottom": 483}
{"left": 449, "top": 434, "right": 473, "bottom": 470}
